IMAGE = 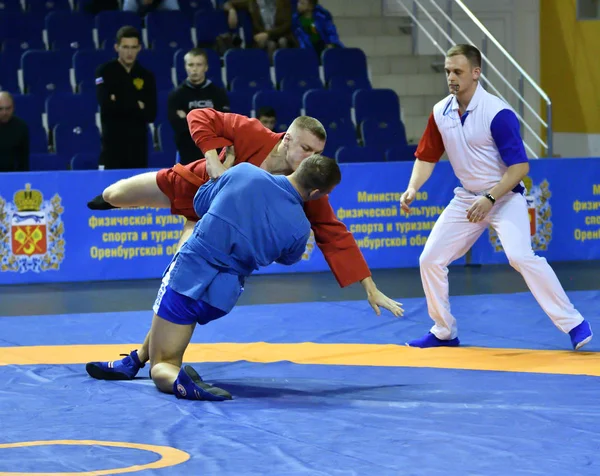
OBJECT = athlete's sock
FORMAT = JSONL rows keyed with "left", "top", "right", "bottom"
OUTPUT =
{"left": 87, "top": 194, "right": 119, "bottom": 210}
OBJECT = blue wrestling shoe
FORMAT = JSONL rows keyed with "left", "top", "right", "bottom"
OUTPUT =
{"left": 406, "top": 332, "right": 460, "bottom": 348}
{"left": 86, "top": 350, "right": 144, "bottom": 380}
{"left": 569, "top": 320, "right": 593, "bottom": 350}
{"left": 173, "top": 365, "right": 232, "bottom": 401}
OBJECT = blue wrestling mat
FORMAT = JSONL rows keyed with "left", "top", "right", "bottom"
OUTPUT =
{"left": 0, "top": 291, "right": 599, "bottom": 475}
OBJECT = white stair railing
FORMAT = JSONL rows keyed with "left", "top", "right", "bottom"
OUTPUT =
{"left": 387, "top": 0, "right": 553, "bottom": 158}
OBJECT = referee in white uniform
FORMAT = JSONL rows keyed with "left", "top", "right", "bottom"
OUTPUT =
{"left": 400, "top": 44, "right": 592, "bottom": 350}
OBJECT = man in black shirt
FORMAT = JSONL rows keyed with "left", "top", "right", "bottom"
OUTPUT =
{"left": 0, "top": 92, "right": 29, "bottom": 172}
{"left": 167, "top": 48, "right": 229, "bottom": 165}
{"left": 96, "top": 26, "right": 157, "bottom": 169}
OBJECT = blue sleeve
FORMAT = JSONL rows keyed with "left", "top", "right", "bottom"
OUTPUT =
{"left": 490, "top": 109, "right": 528, "bottom": 166}
{"left": 276, "top": 232, "right": 310, "bottom": 266}
{"left": 193, "top": 178, "right": 225, "bottom": 218}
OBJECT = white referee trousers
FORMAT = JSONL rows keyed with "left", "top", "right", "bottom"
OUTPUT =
{"left": 419, "top": 187, "right": 584, "bottom": 340}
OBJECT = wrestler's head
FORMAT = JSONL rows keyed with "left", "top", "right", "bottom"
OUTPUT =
{"left": 282, "top": 116, "right": 327, "bottom": 171}
{"left": 289, "top": 153, "right": 341, "bottom": 201}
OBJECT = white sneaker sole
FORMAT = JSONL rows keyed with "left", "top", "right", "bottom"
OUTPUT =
{"left": 575, "top": 334, "right": 593, "bottom": 350}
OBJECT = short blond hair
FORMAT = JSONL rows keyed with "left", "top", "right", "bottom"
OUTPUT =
{"left": 290, "top": 116, "right": 327, "bottom": 141}
{"left": 446, "top": 44, "right": 481, "bottom": 68}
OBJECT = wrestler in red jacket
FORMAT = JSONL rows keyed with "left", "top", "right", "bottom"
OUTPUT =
{"left": 88, "top": 109, "right": 403, "bottom": 318}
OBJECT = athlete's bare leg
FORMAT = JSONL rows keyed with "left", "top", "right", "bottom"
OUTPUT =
{"left": 101, "top": 172, "right": 171, "bottom": 209}
{"left": 137, "top": 218, "right": 198, "bottom": 364}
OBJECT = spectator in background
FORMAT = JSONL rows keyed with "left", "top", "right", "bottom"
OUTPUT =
{"left": 293, "top": 0, "right": 343, "bottom": 58}
{"left": 256, "top": 106, "right": 276, "bottom": 131}
{"left": 123, "top": 0, "right": 179, "bottom": 14}
{"left": 168, "top": 48, "right": 230, "bottom": 165}
{"left": 0, "top": 92, "right": 29, "bottom": 172}
{"left": 221, "top": 0, "right": 293, "bottom": 59}
{"left": 96, "top": 26, "right": 157, "bottom": 169}
{"left": 82, "top": 0, "right": 119, "bottom": 14}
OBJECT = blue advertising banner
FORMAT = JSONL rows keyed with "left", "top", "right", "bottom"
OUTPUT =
{"left": 470, "top": 158, "right": 600, "bottom": 265}
{"left": 1, "top": 158, "right": 597, "bottom": 285}
{"left": 0, "top": 162, "right": 459, "bottom": 285}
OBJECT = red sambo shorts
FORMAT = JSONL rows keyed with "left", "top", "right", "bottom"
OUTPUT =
{"left": 155, "top": 161, "right": 209, "bottom": 222}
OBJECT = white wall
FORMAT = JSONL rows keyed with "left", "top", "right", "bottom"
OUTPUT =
{"left": 383, "top": 0, "right": 546, "bottom": 157}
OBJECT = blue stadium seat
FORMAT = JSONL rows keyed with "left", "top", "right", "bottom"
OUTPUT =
{"left": 302, "top": 89, "right": 352, "bottom": 125}
{"left": 71, "top": 152, "right": 100, "bottom": 170}
{"left": 194, "top": 10, "right": 229, "bottom": 47}
{"left": 322, "top": 120, "right": 357, "bottom": 159}
{"left": 146, "top": 11, "right": 193, "bottom": 50}
{"left": 236, "top": 9, "right": 253, "bottom": 47}
{"left": 73, "top": 49, "right": 115, "bottom": 90}
{"left": 136, "top": 49, "right": 176, "bottom": 91}
{"left": 148, "top": 151, "right": 175, "bottom": 169}
{"left": 360, "top": 119, "right": 409, "bottom": 151}
{"left": 147, "top": 126, "right": 156, "bottom": 152}
{"left": 174, "top": 47, "right": 222, "bottom": 87}
{"left": 27, "top": 0, "right": 71, "bottom": 13}
{"left": 46, "top": 11, "right": 95, "bottom": 51}
{"left": 53, "top": 123, "right": 101, "bottom": 157}
{"left": 230, "top": 76, "right": 273, "bottom": 93}
{"left": 252, "top": 90, "right": 302, "bottom": 132}
{"left": 179, "top": 0, "right": 214, "bottom": 16}
{"left": 29, "top": 153, "right": 70, "bottom": 171}
{"left": 280, "top": 76, "right": 323, "bottom": 94}
{"left": 29, "top": 124, "right": 48, "bottom": 154}
{"left": 335, "top": 145, "right": 383, "bottom": 163}
{"left": 322, "top": 47, "right": 368, "bottom": 84}
{"left": 227, "top": 91, "right": 252, "bottom": 117}
{"left": 12, "top": 94, "right": 45, "bottom": 127}
{"left": 353, "top": 88, "right": 401, "bottom": 125}
{"left": 0, "top": 0, "right": 23, "bottom": 12}
{"left": 157, "top": 123, "right": 177, "bottom": 157}
{"left": 0, "top": 50, "right": 20, "bottom": 93}
{"left": 224, "top": 48, "right": 270, "bottom": 89}
{"left": 95, "top": 11, "right": 142, "bottom": 49}
{"left": 2, "top": 37, "right": 44, "bottom": 53}
{"left": 386, "top": 144, "right": 418, "bottom": 162}
{"left": 45, "top": 92, "right": 97, "bottom": 130}
{"left": 21, "top": 50, "right": 72, "bottom": 96}
{"left": 328, "top": 76, "right": 372, "bottom": 95}
{"left": 155, "top": 89, "right": 172, "bottom": 128}
{"left": 273, "top": 48, "right": 319, "bottom": 87}
{"left": 0, "top": 13, "right": 44, "bottom": 48}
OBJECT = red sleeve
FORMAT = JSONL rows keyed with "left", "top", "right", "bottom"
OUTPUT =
{"left": 415, "top": 112, "right": 445, "bottom": 163}
{"left": 187, "top": 108, "right": 235, "bottom": 153}
{"left": 187, "top": 108, "right": 281, "bottom": 166}
{"left": 303, "top": 197, "right": 371, "bottom": 288}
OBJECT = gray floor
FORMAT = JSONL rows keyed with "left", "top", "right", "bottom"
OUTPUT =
{"left": 1, "top": 260, "right": 598, "bottom": 317}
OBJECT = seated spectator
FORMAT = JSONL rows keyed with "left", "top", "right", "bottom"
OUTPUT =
{"left": 168, "top": 48, "right": 230, "bottom": 165}
{"left": 0, "top": 92, "right": 29, "bottom": 172}
{"left": 256, "top": 106, "right": 276, "bottom": 131}
{"left": 293, "top": 0, "right": 343, "bottom": 57}
{"left": 123, "top": 0, "right": 179, "bottom": 14}
{"left": 222, "top": 0, "right": 293, "bottom": 59}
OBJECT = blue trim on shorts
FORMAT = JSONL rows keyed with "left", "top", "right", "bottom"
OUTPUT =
{"left": 155, "top": 285, "right": 227, "bottom": 326}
